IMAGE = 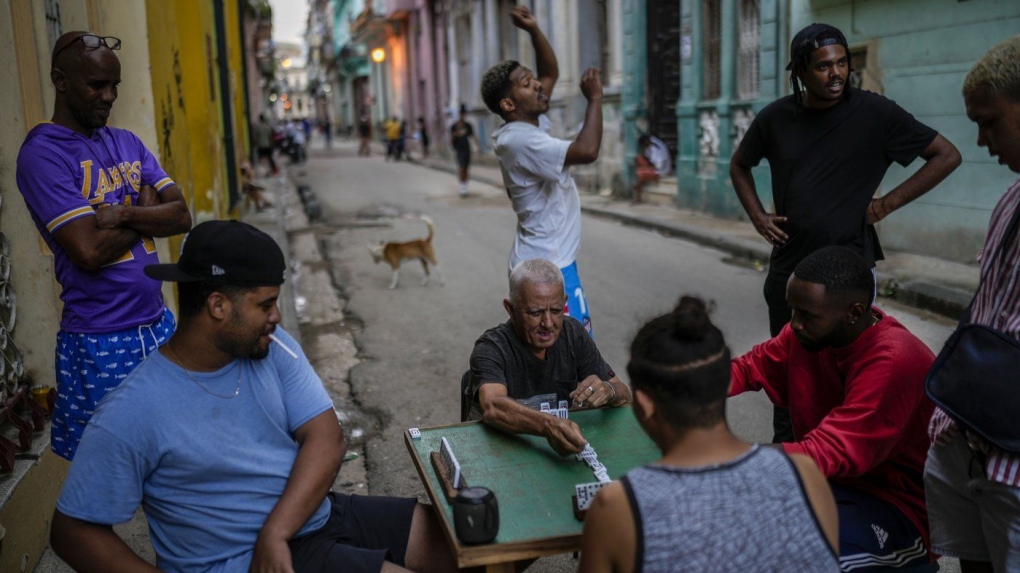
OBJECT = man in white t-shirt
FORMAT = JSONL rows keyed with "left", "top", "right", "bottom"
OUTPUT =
{"left": 480, "top": 4, "right": 603, "bottom": 336}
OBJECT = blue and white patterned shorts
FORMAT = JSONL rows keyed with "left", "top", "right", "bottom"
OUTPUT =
{"left": 51, "top": 308, "right": 175, "bottom": 460}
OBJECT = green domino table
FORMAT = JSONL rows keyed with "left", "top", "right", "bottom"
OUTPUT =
{"left": 403, "top": 406, "right": 659, "bottom": 572}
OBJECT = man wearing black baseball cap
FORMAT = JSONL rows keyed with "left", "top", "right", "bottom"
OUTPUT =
{"left": 50, "top": 220, "right": 458, "bottom": 573}
{"left": 730, "top": 23, "right": 960, "bottom": 437}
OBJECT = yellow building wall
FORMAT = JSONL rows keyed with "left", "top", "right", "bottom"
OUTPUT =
{"left": 0, "top": 6, "right": 67, "bottom": 568}
{"left": 225, "top": 0, "right": 252, "bottom": 179}
{"left": 0, "top": 3, "right": 173, "bottom": 571}
{"left": 171, "top": 0, "right": 228, "bottom": 224}
{"left": 0, "top": 2, "right": 256, "bottom": 570}
{"left": 145, "top": 0, "right": 193, "bottom": 260}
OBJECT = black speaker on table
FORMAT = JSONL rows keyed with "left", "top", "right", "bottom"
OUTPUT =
{"left": 453, "top": 486, "right": 499, "bottom": 544}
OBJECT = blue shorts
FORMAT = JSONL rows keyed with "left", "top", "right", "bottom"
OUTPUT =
{"left": 831, "top": 483, "right": 935, "bottom": 572}
{"left": 560, "top": 261, "right": 593, "bottom": 338}
{"left": 52, "top": 308, "right": 176, "bottom": 460}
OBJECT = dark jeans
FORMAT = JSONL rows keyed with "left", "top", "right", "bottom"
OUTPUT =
{"left": 764, "top": 271, "right": 794, "bottom": 443}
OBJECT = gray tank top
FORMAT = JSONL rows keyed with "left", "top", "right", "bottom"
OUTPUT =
{"left": 622, "top": 445, "right": 838, "bottom": 573}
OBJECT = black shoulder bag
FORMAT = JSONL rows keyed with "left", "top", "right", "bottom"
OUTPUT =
{"left": 924, "top": 203, "right": 1020, "bottom": 454}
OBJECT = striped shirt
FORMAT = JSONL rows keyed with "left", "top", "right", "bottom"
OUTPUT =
{"left": 929, "top": 175, "right": 1020, "bottom": 486}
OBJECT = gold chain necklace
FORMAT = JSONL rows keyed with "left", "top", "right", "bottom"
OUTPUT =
{"left": 165, "top": 343, "right": 241, "bottom": 399}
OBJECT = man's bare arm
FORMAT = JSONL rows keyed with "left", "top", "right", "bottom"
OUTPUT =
{"left": 94, "top": 184, "right": 192, "bottom": 237}
{"left": 577, "top": 481, "right": 636, "bottom": 573}
{"left": 867, "top": 134, "right": 962, "bottom": 224}
{"left": 564, "top": 69, "right": 603, "bottom": 167}
{"left": 730, "top": 151, "right": 789, "bottom": 245}
{"left": 51, "top": 510, "right": 160, "bottom": 573}
{"left": 251, "top": 409, "right": 345, "bottom": 573}
{"left": 52, "top": 216, "right": 141, "bottom": 271}
{"left": 511, "top": 5, "right": 559, "bottom": 98}
{"left": 479, "top": 383, "right": 588, "bottom": 455}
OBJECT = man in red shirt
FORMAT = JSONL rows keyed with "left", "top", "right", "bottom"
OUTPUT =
{"left": 731, "top": 245, "right": 936, "bottom": 572}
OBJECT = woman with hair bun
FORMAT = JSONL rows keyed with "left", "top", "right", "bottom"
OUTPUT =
{"left": 577, "top": 296, "right": 839, "bottom": 573}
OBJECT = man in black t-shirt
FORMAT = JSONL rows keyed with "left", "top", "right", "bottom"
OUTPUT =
{"left": 468, "top": 259, "right": 630, "bottom": 455}
{"left": 730, "top": 23, "right": 961, "bottom": 442}
{"left": 450, "top": 105, "right": 479, "bottom": 196}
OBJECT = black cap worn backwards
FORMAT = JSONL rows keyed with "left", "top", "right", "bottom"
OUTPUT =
{"left": 144, "top": 220, "right": 286, "bottom": 286}
{"left": 786, "top": 23, "right": 849, "bottom": 71}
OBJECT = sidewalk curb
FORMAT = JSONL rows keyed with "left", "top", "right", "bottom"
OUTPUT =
{"left": 580, "top": 203, "right": 972, "bottom": 320}
{"left": 242, "top": 174, "right": 304, "bottom": 345}
{"left": 580, "top": 203, "right": 773, "bottom": 264}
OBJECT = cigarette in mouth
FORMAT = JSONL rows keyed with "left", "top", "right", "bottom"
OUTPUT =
{"left": 268, "top": 333, "right": 299, "bottom": 359}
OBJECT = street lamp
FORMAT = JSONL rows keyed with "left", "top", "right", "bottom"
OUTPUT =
{"left": 371, "top": 48, "right": 386, "bottom": 63}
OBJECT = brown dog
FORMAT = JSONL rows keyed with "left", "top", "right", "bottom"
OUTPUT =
{"left": 368, "top": 216, "right": 443, "bottom": 289}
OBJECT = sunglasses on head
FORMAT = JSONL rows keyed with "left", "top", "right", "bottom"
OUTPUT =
{"left": 53, "top": 34, "right": 121, "bottom": 61}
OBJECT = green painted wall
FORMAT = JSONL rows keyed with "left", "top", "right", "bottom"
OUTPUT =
{"left": 620, "top": 0, "right": 647, "bottom": 188}
{"left": 637, "top": 0, "right": 1020, "bottom": 263}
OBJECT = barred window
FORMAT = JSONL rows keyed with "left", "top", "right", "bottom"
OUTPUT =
{"left": 850, "top": 46, "right": 882, "bottom": 94}
{"left": 578, "top": 0, "right": 610, "bottom": 86}
{"left": 737, "top": 0, "right": 760, "bottom": 100}
{"left": 702, "top": 0, "right": 721, "bottom": 100}
{"left": 45, "top": 0, "right": 61, "bottom": 50}
{"left": 498, "top": 0, "right": 519, "bottom": 60}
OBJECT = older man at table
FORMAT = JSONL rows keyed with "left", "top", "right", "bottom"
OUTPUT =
{"left": 466, "top": 259, "right": 630, "bottom": 456}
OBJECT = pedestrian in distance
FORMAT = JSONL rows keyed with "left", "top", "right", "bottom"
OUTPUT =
{"left": 450, "top": 104, "right": 479, "bottom": 196}
{"left": 729, "top": 22, "right": 961, "bottom": 443}
{"left": 50, "top": 220, "right": 462, "bottom": 573}
{"left": 15, "top": 31, "right": 193, "bottom": 461}
{"left": 321, "top": 118, "right": 333, "bottom": 149}
{"left": 384, "top": 116, "right": 401, "bottom": 161}
{"left": 253, "top": 114, "right": 279, "bottom": 176}
{"left": 398, "top": 119, "right": 409, "bottom": 160}
{"left": 357, "top": 111, "right": 372, "bottom": 156}
{"left": 578, "top": 296, "right": 838, "bottom": 573}
{"left": 418, "top": 116, "right": 430, "bottom": 158}
{"left": 301, "top": 116, "right": 312, "bottom": 144}
{"left": 480, "top": 4, "right": 603, "bottom": 337}
{"left": 288, "top": 119, "right": 307, "bottom": 164}
{"left": 923, "top": 35, "right": 1020, "bottom": 573}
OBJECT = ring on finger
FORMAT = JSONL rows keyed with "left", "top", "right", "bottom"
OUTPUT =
{"left": 588, "top": 386, "right": 595, "bottom": 394}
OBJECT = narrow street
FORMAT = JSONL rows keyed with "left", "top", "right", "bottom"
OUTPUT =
{"left": 289, "top": 139, "right": 957, "bottom": 571}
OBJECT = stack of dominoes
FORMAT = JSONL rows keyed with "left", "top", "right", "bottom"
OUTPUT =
{"left": 577, "top": 444, "right": 610, "bottom": 483}
{"left": 540, "top": 400, "right": 569, "bottom": 419}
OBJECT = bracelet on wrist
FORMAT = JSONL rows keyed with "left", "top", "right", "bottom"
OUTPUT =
{"left": 601, "top": 379, "right": 617, "bottom": 402}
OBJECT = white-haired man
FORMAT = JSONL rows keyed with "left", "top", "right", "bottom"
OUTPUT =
{"left": 467, "top": 259, "right": 630, "bottom": 456}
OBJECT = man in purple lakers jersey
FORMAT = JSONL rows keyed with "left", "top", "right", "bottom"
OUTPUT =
{"left": 15, "top": 31, "right": 192, "bottom": 460}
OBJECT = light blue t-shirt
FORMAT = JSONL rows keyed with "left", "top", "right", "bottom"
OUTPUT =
{"left": 56, "top": 328, "right": 334, "bottom": 573}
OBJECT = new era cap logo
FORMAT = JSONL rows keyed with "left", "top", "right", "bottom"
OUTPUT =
{"left": 211, "top": 265, "right": 226, "bottom": 276}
